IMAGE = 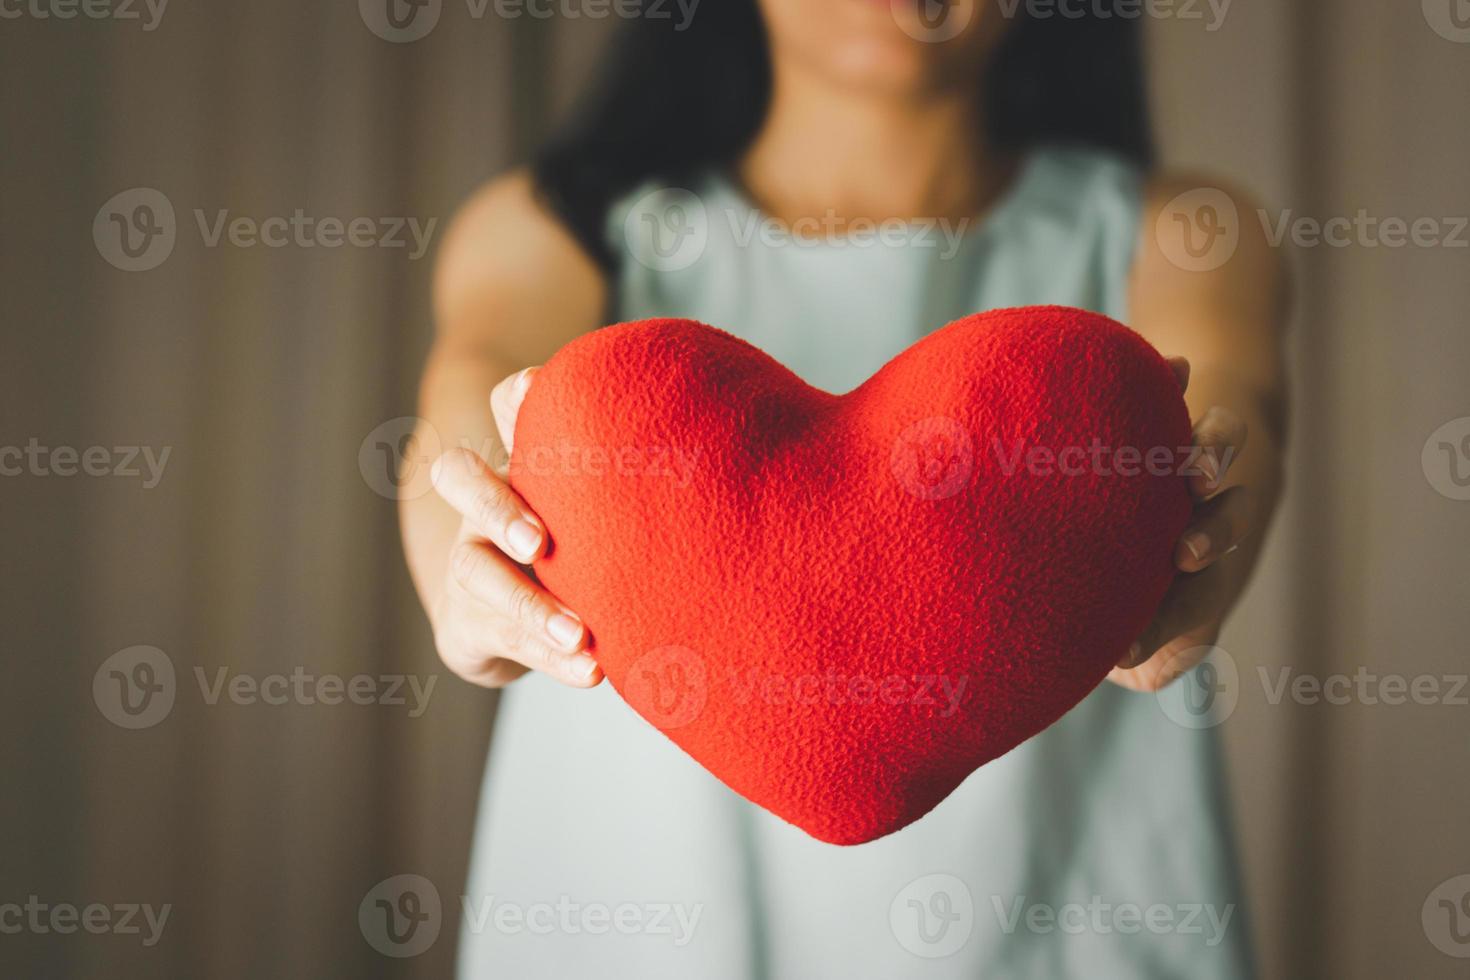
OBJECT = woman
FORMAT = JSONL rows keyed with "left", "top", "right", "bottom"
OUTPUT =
{"left": 402, "top": 1, "right": 1285, "bottom": 976}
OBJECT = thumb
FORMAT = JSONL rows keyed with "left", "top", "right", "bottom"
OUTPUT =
{"left": 490, "top": 366, "right": 538, "bottom": 459}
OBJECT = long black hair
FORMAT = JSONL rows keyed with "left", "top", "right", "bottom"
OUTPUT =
{"left": 532, "top": 1, "right": 1153, "bottom": 270}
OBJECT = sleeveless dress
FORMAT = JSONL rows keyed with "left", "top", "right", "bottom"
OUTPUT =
{"left": 458, "top": 147, "right": 1254, "bottom": 979}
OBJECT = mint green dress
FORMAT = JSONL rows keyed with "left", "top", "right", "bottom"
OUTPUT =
{"left": 459, "top": 147, "right": 1253, "bottom": 979}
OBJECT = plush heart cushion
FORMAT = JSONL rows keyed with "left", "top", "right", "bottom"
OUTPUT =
{"left": 509, "top": 306, "right": 1192, "bottom": 845}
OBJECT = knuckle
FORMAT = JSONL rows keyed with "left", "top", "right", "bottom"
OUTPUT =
{"left": 450, "top": 541, "right": 488, "bottom": 592}
{"left": 502, "top": 581, "right": 546, "bottom": 630}
{"left": 470, "top": 481, "right": 513, "bottom": 532}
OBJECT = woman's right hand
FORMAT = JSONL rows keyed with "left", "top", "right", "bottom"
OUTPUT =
{"left": 427, "top": 367, "right": 602, "bottom": 689}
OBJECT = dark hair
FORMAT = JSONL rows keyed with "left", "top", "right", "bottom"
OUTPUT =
{"left": 532, "top": 1, "right": 1153, "bottom": 270}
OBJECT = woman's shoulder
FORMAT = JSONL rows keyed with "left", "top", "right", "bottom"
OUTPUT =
{"left": 433, "top": 169, "right": 608, "bottom": 355}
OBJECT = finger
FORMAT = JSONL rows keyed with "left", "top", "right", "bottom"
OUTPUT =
{"left": 436, "top": 593, "right": 597, "bottom": 690}
{"left": 431, "top": 447, "right": 545, "bottom": 563}
{"left": 1176, "top": 486, "right": 1255, "bottom": 572}
{"left": 1107, "top": 624, "right": 1218, "bottom": 693}
{"left": 490, "top": 366, "right": 537, "bottom": 458}
{"left": 447, "top": 527, "right": 590, "bottom": 645}
{"left": 1124, "top": 560, "right": 1230, "bottom": 668}
{"left": 1165, "top": 356, "right": 1191, "bottom": 393}
{"left": 1189, "top": 406, "right": 1247, "bottom": 498}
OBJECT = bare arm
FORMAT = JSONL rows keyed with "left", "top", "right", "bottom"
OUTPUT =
{"left": 400, "top": 171, "right": 608, "bottom": 687}
{"left": 1113, "top": 174, "right": 1289, "bottom": 690}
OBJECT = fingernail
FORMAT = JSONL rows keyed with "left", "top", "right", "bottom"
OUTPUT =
{"left": 566, "top": 653, "right": 597, "bottom": 681}
{"left": 1184, "top": 531, "right": 1209, "bottom": 561}
{"left": 515, "top": 367, "right": 535, "bottom": 394}
{"left": 506, "top": 519, "right": 542, "bottom": 561}
{"left": 546, "top": 612, "right": 583, "bottom": 650}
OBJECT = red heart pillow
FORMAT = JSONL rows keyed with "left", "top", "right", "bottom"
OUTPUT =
{"left": 509, "top": 306, "right": 1191, "bottom": 845}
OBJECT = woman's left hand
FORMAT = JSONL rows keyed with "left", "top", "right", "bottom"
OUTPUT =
{"left": 1108, "top": 357, "right": 1254, "bottom": 693}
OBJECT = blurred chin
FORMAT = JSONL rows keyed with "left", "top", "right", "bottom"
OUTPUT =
{"left": 762, "top": 0, "right": 993, "bottom": 97}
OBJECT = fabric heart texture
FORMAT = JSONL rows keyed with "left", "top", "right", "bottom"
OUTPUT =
{"left": 509, "top": 305, "right": 1193, "bottom": 845}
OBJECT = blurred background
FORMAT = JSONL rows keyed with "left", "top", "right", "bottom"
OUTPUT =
{"left": 3, "top": 1, "right": 1468, "bottom": 977}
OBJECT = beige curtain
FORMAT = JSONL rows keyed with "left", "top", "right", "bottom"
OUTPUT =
{"left": 2, "top": 2, "right": 1465, "bottom": 977}
{"left": 1150, "top": 3, "right": 1470, "bottom": 978}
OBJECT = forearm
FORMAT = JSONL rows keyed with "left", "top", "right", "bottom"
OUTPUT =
{"left": 399, "top": 342, "right": 521, "bottom": 619}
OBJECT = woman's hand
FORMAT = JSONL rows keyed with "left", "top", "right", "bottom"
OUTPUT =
{"left": 1108, "top": 357, "right": 1254, "bottom": 693}
{"left": 427, "top": 367, "right": 602, "bottom": 690}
